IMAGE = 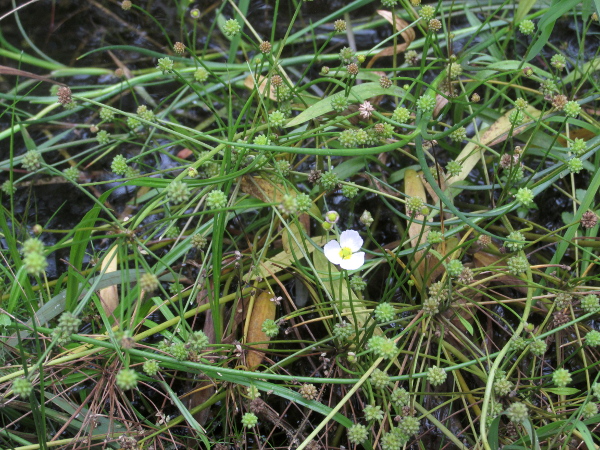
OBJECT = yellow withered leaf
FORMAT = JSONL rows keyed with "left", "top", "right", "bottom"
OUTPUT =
{"left": 239, "top": 175, "right": 281, "bottom": 203}
{"left": 404, "top": 168, "right": 430, "bottom": 284}
{"left": 245, "top": 291, "right": 276, "bottom": 370}
{"left": 404, "top": 168, "right": 428, "bottom": 247}
{"left": 445, "top": 106, "right": 542, "bottom": 190}
{"left": 368, "top": 12, "right": 414, "bottom": 68}
{"left": 244, "top": 74, "right": 281, "bottom": 102}
{"left": 312, "top": 249, "right": 371, "bottom": 334}
{"left": 98, "top": 246, "right": 119, "bottom": 317}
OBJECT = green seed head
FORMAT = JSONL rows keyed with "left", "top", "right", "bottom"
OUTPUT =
{"left": 347, "top": 424, "right": 369, "bottom": 445}
{"left": 139, "top": 273, "right": 159, "bottom": 292}
{"left": 22, "top": 150, "right": 43, "bottom": 171}
{"left": 166, "top": 180, "right": 191, "bottom": 204}
{"left": 12, "top": 377, "right": 33, "bottom": 398}
{"left": 333, "top": 19, "right": 346, "bottom": 32}
{"left": 530, "top": 338, "right": 547, "bottom": 357}
{"left": 363, "top": 404, "right": 384, "bottom": 421}
{"left": 419, "top": 5, "right": 436, "bottom": 20}
{"left": 157, "top": 57, "right": 174, "bottom": 74}
{"left": 222, "top": 18, "right": 241, "bottom": 37}
{"left": 143, "top": 359, "right": 160, "bottom": 376}
{"left": 116, "top": 368, "right": 138, "bottom": 391}
{"left": 507, "top": 255, "right": 529, "bottom": 275}
{"left": 552, "top": 368, "right": 572, "bottom": 387}
{"left": 391, "top": 387, "right": 410, "bottom": 407}
{"left": 368, "top": 335, "right": 397, "bottom": 359}
{"left": 568, "top": 157, "right": 584, "bottom": 174}
{"left": 515, "top": 187, "right": 534, "bottom": 207}
{"left": 416, "top": 95, "right": 436, "bottom": 112}
{"left": 427, "top": 365, "right": 447, "bottom": 386}
{"left": 446, "top": 259, "right": 464, "bottom": 277}
{"left": 551, "top": 54, "right": 566, "bottom": 70}
{"left": 519, "top": 19, "right": 535, "bottom": 35}
{"left": 206, "top": 190, "right": 228, "bottom": 209}
{"left": 261, "top": 319, "right": 279, "bottom": 338}
{"left": 374, "top": 302, "right": 396, "bottom": 322}
{"left": 446, "top": 159, "right": 463, "bottom": 176}
{"left": 581, "top": 294, "right": 600, "bottom": 315}
{"left": 506, "top": 401, "right": 529, "bottom": 424}
{"left": 241, "top": 412, "right": 258, "bottom": 427}
{"left": 563, "top": 101, "right": 581, "bottom": 118}
{"left": 111, "top": 155, "right": 128, "bottom": 175}
{"left": 194, "top": 67, "right": 209, "bottom": 82}
{"left": 582, "top": 402, "right": 599, "bottom": 419}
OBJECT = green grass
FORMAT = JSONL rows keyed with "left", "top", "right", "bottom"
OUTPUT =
{"left": 1, "top": 0, "right": 600, "bottom": 449}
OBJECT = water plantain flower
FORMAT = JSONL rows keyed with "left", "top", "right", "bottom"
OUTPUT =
{"left": 324, "top": 230, "right": 365, "bottom": 270}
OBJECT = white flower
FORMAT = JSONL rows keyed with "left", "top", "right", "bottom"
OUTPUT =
{"left": 358, "top": 101, "right": 375, "bottom": 119}
{"left": 323, "top": 230, "right": 365, "bottom": 270}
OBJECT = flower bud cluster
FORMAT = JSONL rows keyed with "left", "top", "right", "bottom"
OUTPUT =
{"left": 22, "top": 237, "right": 47, "bottom": 275}
{"left": 52, "top": 311, "right": 82, "bottom": 345}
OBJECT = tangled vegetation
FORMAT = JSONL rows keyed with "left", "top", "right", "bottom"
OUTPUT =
{"left": 1, "top": 0, "right": 599, "bottom": 449}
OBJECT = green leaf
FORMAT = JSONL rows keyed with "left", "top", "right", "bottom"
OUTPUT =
{"left": 562, "top": 211, "right": 574, "bottom": 226}
{"left": 44, "top": 392, "right": 121, "bottom": 448}
{"left": 544, "top": 387, "right": 580, "bottom": 395}
{"left": 286, "top": 83, "right": 405, "bottom": 128}
{"left": 522, "top": 418, "right": 541, "bottom": 450}
{"left": 488, "top": 415, "right": 501, "bottom": 449}
{"left": 576, "top": 188, "right": 588, "bottom": 203}
{"left": 582, "top": 0, "right": 593, "bottom": 20}
{"left": 526, "top": 0, "right": 581, "bottom": 62}
{"left": 534, "top": 419, "right": 573, "bottom": 439}
{"left": 457, "top": 313, "right": 474, "bottom": 335}
{"left": 575, "top": 420, "right": 597, "bottom": 449}
{"left": 161, "top": 381, "right": 211, "bottom": 448}
{"left": 515, "top": 0, "right": 538, "bottom": 22}
{"left": 332, "top": 156, "right": 368, "bottom": 179}
{"left": 0, "top": 313, "right": 11, "bottom": 328}
{"left": 6, "top": 269, "right": 145, "bottom": 348}
{"left": 66, "top": 202, "right": 102, "bottom": 311}
{"left": 19, "top": 126, "right": 37, "bottom": 151}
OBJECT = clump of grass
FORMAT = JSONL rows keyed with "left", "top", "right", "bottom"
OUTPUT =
{"left": 0, "top": 1, "right": 599, "bottom": 449}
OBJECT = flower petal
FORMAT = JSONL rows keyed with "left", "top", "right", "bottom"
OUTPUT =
{"left": 324, "top": 240, "right": 343, "bottom": 265}
{"left": 339, "top": 230, "right": 363, "bottom": 252}
{"left": 340, "top": 252, "right": 365, "bottom": 270}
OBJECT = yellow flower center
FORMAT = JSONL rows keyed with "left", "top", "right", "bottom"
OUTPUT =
{"left": 339, "top": 247, "right": 353, "bottom": 260}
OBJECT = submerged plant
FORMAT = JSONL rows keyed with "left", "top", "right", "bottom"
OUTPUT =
{"left": 1, "top": 2, "right": 599, "bottom": 449}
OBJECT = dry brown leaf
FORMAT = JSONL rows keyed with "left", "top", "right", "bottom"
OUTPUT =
{"left": 420, "top": 165, "right": 446, "bottom": 207}
{"left": 442, "top": 276, "right": 481, "bottom": 336}
{"left": 98, "top": 246, "right": 119, "bottom": 317}
{"left": 446, "top": 105, "right": 542, "bottom": 188}
{"left": 0, "top": 65, "right": 64, "bottom": 85}
{"left": 405, "top": 169, "right": 430, "bottom": 283}
{"left": 368, "top": 12, "right": 415, "bottom": 68}
{"left": 245, "top": 235, "right": 326, "bottom": 284}
{"left": 282, "top": 222, "right": 308, "bottom": 255}
{"left": 189, "top": 300, "right": 216, "bottom": 426}
{"left": 176, "top": 148, "right": 193, "bottom": 159}
{"left": 240, "top": 175, "right": 282, "bottom": 204}
{"left": 244, "top": 74, "right": 279, "bottom": 101}
{"left": 246, "top": 291, "right": 276, "bottom": 370}
{"left": 473, "top": 251, "right": 528, "bottom": 293}
{"left": 433, "top": 93, "right": 449, "bottom": 118}
{"left": 367, "top": 44, "right": 410, "bottom": 68}
{"left": 405, "top": 169, "right": 428, "bottom": 247}
{"left": 557, "top": 127, "right": 595, "bottom": 146}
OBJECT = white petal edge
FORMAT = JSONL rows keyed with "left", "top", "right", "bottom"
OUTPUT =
{"left": 340, "top": 252, "right": 365, "bottom": 270}
{"left": 339, "top": 230, "right": 363, "bottom": 252}
{"left": 323, "top": 240, "right": 343, "bottom": 265}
